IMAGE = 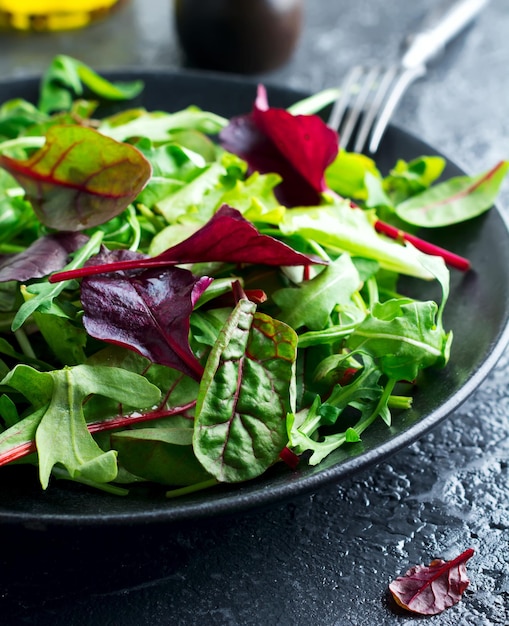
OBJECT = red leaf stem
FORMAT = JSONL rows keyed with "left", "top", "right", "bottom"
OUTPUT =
{"left": 0, "top": 441, "right": 36, "bottom": 465}
{"left": 338, "top": 367, "right": 359, "bottom": 386}
{"left": 279, "top": 446, "right": 300, "bottom": 469}
{"left": 86, "top": 401, "right": 197, "bottom": 433}
{"left": 0, "top": 401, "right": 197, "bottom": 467}
{"left": 374, "top": 219, "right": 471, "bottom": 271}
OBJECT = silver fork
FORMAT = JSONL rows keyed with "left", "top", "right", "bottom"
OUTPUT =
{"left": 328, "top": 0, "right": 490, "bottom": 154}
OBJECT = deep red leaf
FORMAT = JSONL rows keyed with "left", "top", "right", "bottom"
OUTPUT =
{"left": 80, "top": 248, "right": 213, "bottom": 380}
{"left": 219, "top": 85, "right": 338, "bottom": 207}
{"left": 49, "top": 205, "right": 325, "bottom": 282}
{"left": 0, "top": 232, "right": 88, "bottom": 282}
{"left": 389, "top": 548, "right": 474, "bottom": 615}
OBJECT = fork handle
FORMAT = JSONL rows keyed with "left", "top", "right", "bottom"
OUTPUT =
{"left": 401, "top": 0, "right": 490, "bottom": 69}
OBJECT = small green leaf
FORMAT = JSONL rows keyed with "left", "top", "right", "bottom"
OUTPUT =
{"left": 1, "top": 363, "right": 161, "bottom": 488}
{"left": 325, "top": 149, "right": 380, "bottom": 200}
{"left": 345, "top": 427, "right": 361, "bottom": 442}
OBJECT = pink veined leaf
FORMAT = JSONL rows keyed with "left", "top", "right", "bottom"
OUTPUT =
{"left": 0, "top": 125, "right": 152, "bottom": 231}
{"left": 80, "top": 248, "right": 213, "bottom": 380}
{"left": 389, "top": 548, "right": 474, "bottom": 615}
{"left": 219, "top": 85, "right": 338, "bottom": 207}
{"left": 0, "top": 232, "right": 88, "bottom": 282}
{"left": 49, "top": 204, "right": 326, "bottom": 282}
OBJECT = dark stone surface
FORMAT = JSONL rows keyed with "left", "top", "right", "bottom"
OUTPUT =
{"left": 0, "top": 1, "right": 508, "bottom": 624}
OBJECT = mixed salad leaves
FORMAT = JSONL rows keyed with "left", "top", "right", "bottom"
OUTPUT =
{"left": 0, "top": 55, "right": 506, "bottom": 498}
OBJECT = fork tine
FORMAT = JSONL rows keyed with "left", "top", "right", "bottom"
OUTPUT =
{"left": 338, "top": 66, "right": 381, "bottom": 150}
{"left": 352, "top": 65, "right": 399, "bottom": 154}
{"left": 367, "top": 64, "right": 426, "bottom": 153}
{"left": 327, "top": 65, "right": 363, "bottom": 131}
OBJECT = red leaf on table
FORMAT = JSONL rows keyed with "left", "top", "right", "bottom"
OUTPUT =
{"left": 49, "top": 205, "right": 325, "bottom": 282}
{"left": 80, "top": 248, "right": 213, "bottom": 380}
{"left": 389, "top": 548, "right": 474, "bottom": 615}
{"left": 219, "top": 85, "right": 338, "bottom": 207}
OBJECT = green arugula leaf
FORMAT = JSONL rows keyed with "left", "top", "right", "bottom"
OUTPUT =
{"left": 2, "top": 364, "right": 161, "bottom": 488}
{"left": 346, "top": 298, "right": 451, "bottom": 381}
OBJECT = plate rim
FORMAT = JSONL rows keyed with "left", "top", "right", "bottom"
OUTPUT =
{"left": 0, "top": 67, "right": 508, "bottom": 526}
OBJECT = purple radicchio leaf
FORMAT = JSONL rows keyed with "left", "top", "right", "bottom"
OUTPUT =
{"left": 219, "top": 85, "right": 339, "bottom": 207}
{"left": 49, "top": 204, "right": 325, "bottom": 282}
{"left": 80, "top": 248, "right": 213, "bottom": 380}
{"left": 0, "top": 232, "right": 89, "bottom": 283}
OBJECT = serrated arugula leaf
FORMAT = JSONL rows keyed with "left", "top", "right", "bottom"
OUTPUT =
{"left": 1, "top": 363, "right": 161, "bottom": 488}
{"left": 347, "top": 299, "right": 451, "bottom": 381}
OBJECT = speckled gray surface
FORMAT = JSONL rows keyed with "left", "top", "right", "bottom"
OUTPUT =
{"left": 0, "top": 1, "right": 508, "bottom": 624}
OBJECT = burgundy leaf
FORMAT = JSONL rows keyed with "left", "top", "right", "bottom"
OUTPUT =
{"left": 0, "top": 232, "right": 88, "bottom": 282}
{"left": 80, "top": 248, "right": 213, "bottom": 380}
{"left": 49, "top": 205, "right": 325, "bottom": 282}
{"left": 152, "top": 204, "right": 323, "bottom": 265}
{"left": 219, "top": 85, "right": 338, "bottom": 207}
{"left": 389, "top": 548, "right": 474, "bottom": 615}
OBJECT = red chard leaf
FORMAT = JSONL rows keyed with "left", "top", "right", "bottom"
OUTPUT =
{"left": 49, "top": 205, "right": 325, "bottom": 282}
{"left": 80, "top": 248, "right": 213, "bottom": 380}
{"left": 389, "top": 548, "right": 474, "bottom": 615}
{"left": 152, "top": 204, "right": 323, "bottom": 266}
{"left": 219, "top": 85, "right": 338, "bottom": 207}
{"left": 0, "top": 232, "right": 88, "bottom": 283}
{"left": 0, "top": 125, "right": 152, "bottom": 231}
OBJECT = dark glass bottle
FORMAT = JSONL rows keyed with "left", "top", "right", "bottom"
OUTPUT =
{"left": 174, "top": 0, "right": 303, "bottom": 74}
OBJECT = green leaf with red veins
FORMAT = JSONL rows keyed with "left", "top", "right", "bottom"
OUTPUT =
{"left": 193, "top": 298, "right": 297, "bottom": 483}
{"left": 395, "top": 160, "right": 509, "bottom": 227}
{"left": 0, "top": 125, "right": 152, "bottom": 231}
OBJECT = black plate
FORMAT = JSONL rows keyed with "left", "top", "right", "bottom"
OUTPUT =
{"left": 0, "top": 69, "right": 508, "bottom": 526}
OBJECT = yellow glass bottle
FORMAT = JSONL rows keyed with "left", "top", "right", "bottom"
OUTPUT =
{"left": 0, "top": 0, "right": 122, "bottom": 31}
